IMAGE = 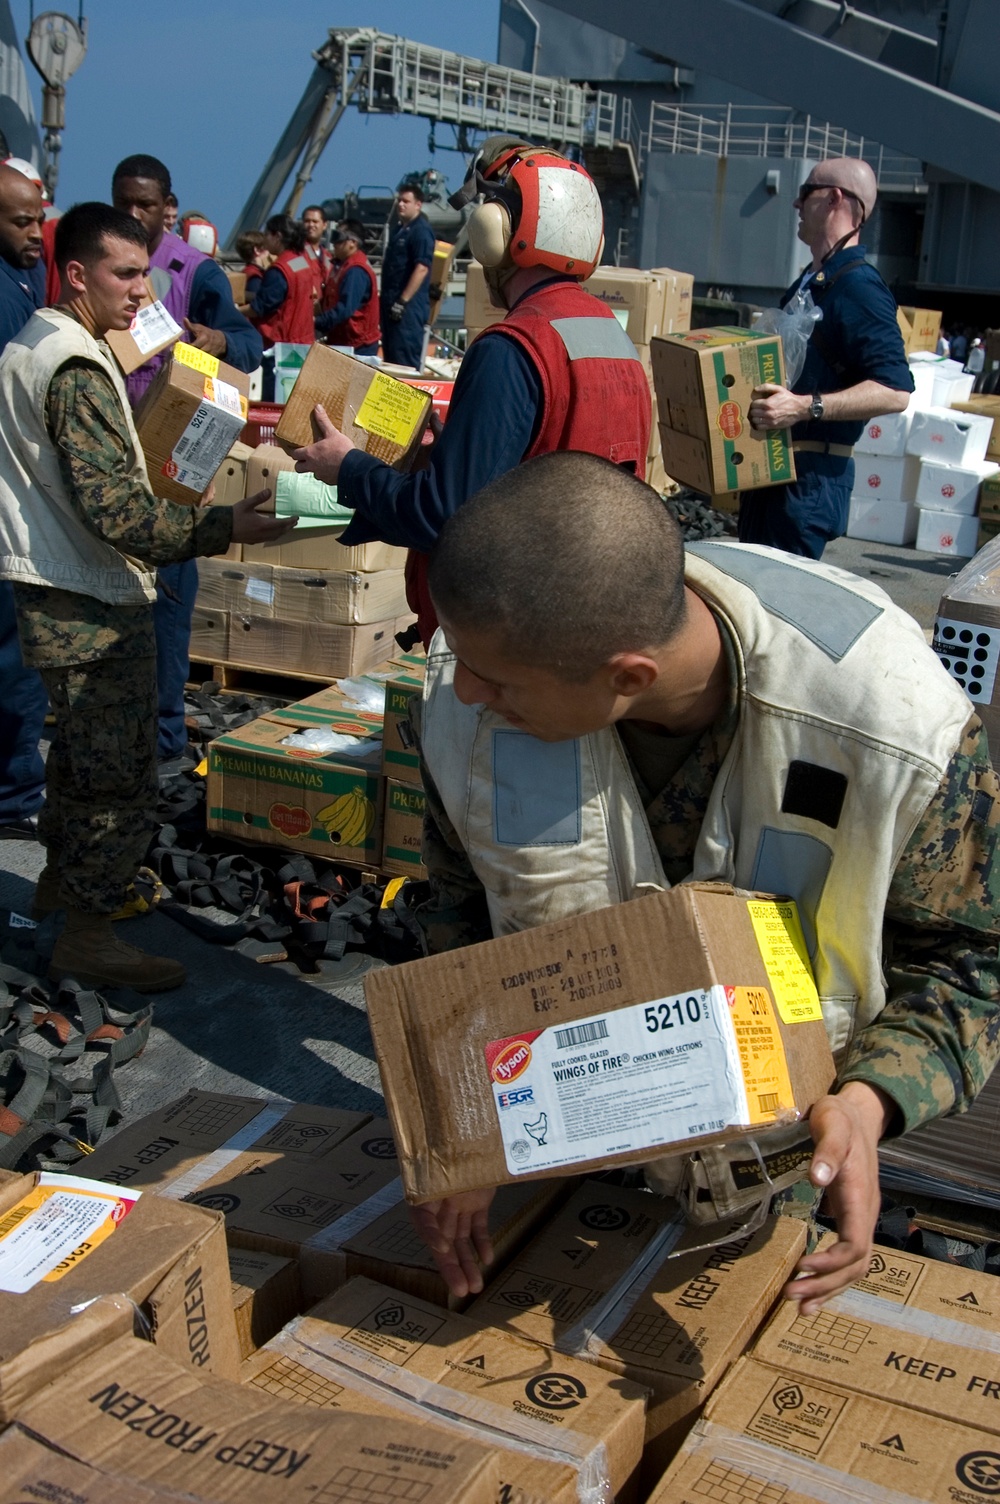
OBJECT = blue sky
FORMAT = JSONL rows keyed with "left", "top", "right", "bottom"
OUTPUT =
{"left": 14, "top": 0, "right": 499, "bottom": 235}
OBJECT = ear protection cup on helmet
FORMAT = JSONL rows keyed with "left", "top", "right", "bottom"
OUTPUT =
{"left": 467, "top": 200, "right": 512, "bottom": 268}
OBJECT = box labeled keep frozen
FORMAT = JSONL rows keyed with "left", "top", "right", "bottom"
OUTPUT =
{"left": 916, "top": 457, "right": 999, "bottom": 515}
{"left": 366, "top": 883, "right": 835, "bottom": 1201}
{"left": 135, "top": 343, "right": 250, "bottom": 504}
{"left": 906, "top": 405, "right": 994, "bottom": 466}
{"left": 651, "top": 328, "right": 795, "bottom": 495}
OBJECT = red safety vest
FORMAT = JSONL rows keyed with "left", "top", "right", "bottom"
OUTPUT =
{"left": 321, "top": 250, "right": 380, "bottom": 350}
{"left": 405, "top": 279, "right": 652, "bottom": 645}
{"left": 257, "top": 249, "right": 315, "bottom": 345}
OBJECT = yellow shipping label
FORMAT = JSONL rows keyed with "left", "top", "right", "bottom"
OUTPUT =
{"left": 747, "top": 899, "right": 822, "bottom": 1024}
{"left": 729, "top": 985, "right": 795, "bottom": 1124}
{"left": 355, "top": 372, "right": 428, "bottom": 446}
{"left": 0, "top": 1174, "right": 141, "bottom": 1293}
{"left": 174, "top": 342, "right": 221, "bottom": 379}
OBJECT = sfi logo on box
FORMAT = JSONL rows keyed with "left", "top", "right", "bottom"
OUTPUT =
{"left": 773, "top": 1383, "right": 805, "bottom": 1414}
{"left": 525, "top": 1373, "right": 587, "bottom": 1410}
{"left": 956, "top": 1451, "right": 1000, "bottom": 1495}
{"left": 579, "top": 1204, "right": 631, "bottom": 1232}
{"left": 374, "top": 1302, "right": 406, "bottom": 1330}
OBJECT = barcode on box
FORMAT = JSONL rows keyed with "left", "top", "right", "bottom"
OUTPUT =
{"left": 757, "top": 1092, "right": 779, "bottom": 1114}
{"left": 554, "top": 1019, "right": 609, "bottom": 1049}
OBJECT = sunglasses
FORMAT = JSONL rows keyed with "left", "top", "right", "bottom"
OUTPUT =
{"left": 798, "top": 181, "right": 867, "bottom": 219}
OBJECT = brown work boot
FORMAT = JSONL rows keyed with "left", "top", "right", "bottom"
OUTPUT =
{"left": 32, "top": 864, "right": 63, "bottom": 919}
{"left": 50, "top": 910, "right": 186, "bottom": 993}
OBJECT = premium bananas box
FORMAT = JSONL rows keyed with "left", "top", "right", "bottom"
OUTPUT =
{"left": 16, "top": 1335, "right": 500, "bottom": 1504}
{"left": 206, "top": 714, "right": 383, "bottom": 864}
{"left": 366, "top": 883, "right": 835, "bottom": 1201}
{"left": 651, "top": 327, "right": 796, "bottom": 496}
{"left": 241, "top": 1276, "right": 649, "bottom": 1503}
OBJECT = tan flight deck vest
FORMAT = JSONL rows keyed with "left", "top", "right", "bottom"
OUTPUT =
{"left": 421, "top": 542, "right": 973, "bottom": 1218}
{"left": 0, "top": 307, "right": 156, "bottom": 603}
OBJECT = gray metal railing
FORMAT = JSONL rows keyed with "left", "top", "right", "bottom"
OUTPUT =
{"left": 641, "top": 102, "right": 925, "bottom": 191}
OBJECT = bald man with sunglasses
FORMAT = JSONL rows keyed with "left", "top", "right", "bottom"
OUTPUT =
{"left": 739, "top": 158, "right": 913, "bottom": 558}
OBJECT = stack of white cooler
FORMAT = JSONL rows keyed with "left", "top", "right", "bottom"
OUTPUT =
{"left": 848, "top": 354, "right": 999, "bottom": 557}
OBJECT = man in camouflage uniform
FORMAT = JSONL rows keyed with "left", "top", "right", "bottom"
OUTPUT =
{"left": 404, "top": 451, "right": 1000, "bottom": 1313}
{"left": 0, "top": 202, "right": 293, "bottom": 992}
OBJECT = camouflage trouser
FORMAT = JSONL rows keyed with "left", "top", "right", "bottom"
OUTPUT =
{"left": 772, "top": 1177, "right": 825, "bottom": 1253}
{"left": 38, "top": 655, "right": 158, "bottom": 914}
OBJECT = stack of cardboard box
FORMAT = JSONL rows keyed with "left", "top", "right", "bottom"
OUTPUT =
{"left": 464, "top": 261, "right": 694, "bottom": 492}
{"left": 647, "top": 1237, "right": 1000, "bottom": 1502}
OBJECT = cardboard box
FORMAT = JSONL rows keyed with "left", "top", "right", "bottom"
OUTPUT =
{"left": 753, "top": 1235, "right": 1000, "bottom": 1435}
{"left": 854, "top": 407, "right": 914, "bottom": 457}
{"left": 916, "top": 507, "right": 980, "bottom": 557}
{"left": 226, "top": 268, "right": 247, "bottom": 307}
{"left": 853, "top": 452, "right": 920, "bottom": 504}
{"left": 0, "top": 1170, "right": 240, "bottom": 1419}
{"left": 197, "top": 558, "right": 275, "bottom": 617}
{"left": 78, "top": 1091, "right": 369, "bottom": 1190}
{"left": 271, "top": 565, "right": 409, "bottom": 626}
{"left": 328, "top": 1178, "right": 571, "bottom": 1310}
{"left": 906, "top": 405, "right": 994, "bottom": 466}
{"left": 0, "top": 1427, "right": 186, "bottom": 1504}
{"left": 381, "top": 669, "right": 426, "bottom": 785}
{"left": 473, "top": 1191, "right": 805, "bottom": 1476}
{"left": 381, "top": 779, "right": 427, "bottom": 877}
{"left": 17, "top": 1334, "right": 500, "bottom": 1504}
{"left": 225, "top": 612, "right": 412, "bottom": 679}
{"left": 896, "top": 305, "right": 942, "bottom": 355}
{"left": 243, "top": 1275, "right": 648, "bottom": 1502}
{"left": 229, "top": 1249, "right": 301, "bottom": 1361}
{"left": 265, "top": 683, "right": 386, "bottom": 738}
{"left": 430, "top": 239, "right": 455, "bottom": 326}
{"left": 212, "top": 439, "right": 254, "bottom": 507}
{"left": 652, "top": 329, "right": 795, "bottom": 495}
{"left": 651, "top": 266, "right": 695, "bottom": 334}
{"left": 105, "top": 276, "right": 183, "bottom": 376}
{"left": 464, "top": 263, "right": 507, "bottom": 331}
{"left": 190, "top": 603, "right": 229, "bottom": 661}
{"left": 244, "top": 442, "right": 295, "bottom": 498}
{"left": 586, "top": 267, "right": 689, "bottom": 345}
{"left": 274, "top": 344, "right": 431, "bottom": 468}
{"left": 981, "top": 471, "right": 1000, "bottom": 519}
{"left": 916, "top": 457, "right": 999, "bottom": 515}
{"left": 367, "top": 884, "right": 835, "bottom": 1201}
{"left": 846, "top": 494, "right": 918, "bottom": 546}
{"left": 951, "top": 395, "right": 1000, "bottom": 461}
{"left": 648, "top": 1353, "right": 1000, "bottom": 1504}
{"left": 979, "top": 516, "right": 1000, "bottom": 552}
{"left": 241, "top": 531, "right": 407, "bottom": 572}
{"left": 933, "top": 566, "right": 1000, "bottom": 767}
{"left": 135, "top": 344, "right": 251, "bottom": 505}
{"left": 206, "top": 716, "right": 383, "bottom": 863}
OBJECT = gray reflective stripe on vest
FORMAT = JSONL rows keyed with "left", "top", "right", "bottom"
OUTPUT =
{"left": 549, "top": 315, "right": 642, "bottom": 362}
{"left": 687, "top": 541, "right": 884, "bottom": 661}
{"left": 288, "top": 256, "right": 309, "bottom": 272}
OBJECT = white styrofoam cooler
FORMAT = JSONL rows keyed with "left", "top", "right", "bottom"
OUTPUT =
{"left": 855, "top": 406, "right": 913, "bottom": 458}
{"left": 916, "top": 458, "right": 1000, "bottom": 516}
{"left": 847, "top": 494, "right": 918, "bottom": 545}
{"left": 906, "top": 406, "right": 993, "bottom": 467}
{"left": 916, "top": 508, "right": 980, "bottom": 557}
{"left": 852, "top": 453, "right": 920, "bottom": 503}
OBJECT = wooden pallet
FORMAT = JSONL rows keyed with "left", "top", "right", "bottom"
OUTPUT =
{"left": 187, "top": 658, "right": 336, "bottom": 701}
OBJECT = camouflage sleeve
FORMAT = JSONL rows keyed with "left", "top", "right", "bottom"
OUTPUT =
{"left": 839, "top": 716, "right": 1000, "bottom": 1132}
{"left": 407, "top": 694, "right": 492, "bottom": 954}
{"left": 45, "top": 359, "right": 233, "bottom": 565}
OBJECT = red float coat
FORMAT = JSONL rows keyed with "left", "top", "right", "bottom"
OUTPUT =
{"left": 406, "top": 277, "right": 652, "bottom": 644}
{"left": 256, "top": 249, "right": 315, "bottom": 345}
{"left": 321, "top": 250, "right": 380, "bottom": 350}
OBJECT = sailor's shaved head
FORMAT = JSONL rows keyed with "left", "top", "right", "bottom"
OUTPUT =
{"left": 428, "top": 452, "right": 688, "bottom": 681}
{"left": 808, "top": 157, "right": 877, "bottom": 224}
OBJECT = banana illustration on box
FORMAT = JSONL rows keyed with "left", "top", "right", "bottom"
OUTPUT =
{"left": 315, "top": 789, "right": 376, "bottom": 848}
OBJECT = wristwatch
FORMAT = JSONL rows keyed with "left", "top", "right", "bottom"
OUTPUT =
{"left": 809, "top": 393, "right": 825, "bottom": 421}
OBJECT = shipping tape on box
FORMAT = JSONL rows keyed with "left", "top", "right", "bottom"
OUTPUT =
{"left": 157, "top": 1102, "right": 291, "bottom": 1201}
{"left": 258, "top": 1321, "right": 610, "bottom": 1504}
